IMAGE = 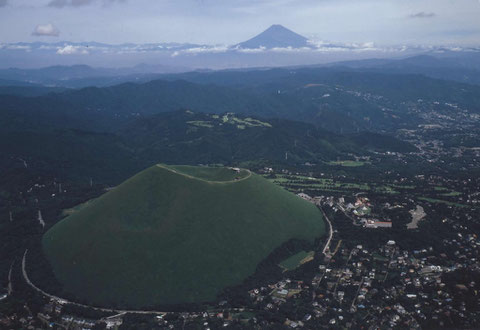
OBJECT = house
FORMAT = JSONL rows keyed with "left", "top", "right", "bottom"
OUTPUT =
{"left": 365, "top": 220, "right": 392, "bottom": 228}
{"left": 277, "top": 289, "right": 289, "bottom": 297}
{"left": 105, "top": 318, "right": 123, "bottom": 329}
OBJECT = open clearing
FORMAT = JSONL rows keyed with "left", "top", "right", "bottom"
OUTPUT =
{"left": 326, "top": 160, "right": 369, "bottom": 167}
{"left": 279, "top": 251, "right": 315, "bottom": 271}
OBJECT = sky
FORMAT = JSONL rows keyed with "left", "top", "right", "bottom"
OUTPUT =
{"left": 0, "top": 0, "right": 480, "bottom": 46}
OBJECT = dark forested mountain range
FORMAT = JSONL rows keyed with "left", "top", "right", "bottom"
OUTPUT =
{"left": 0, "top": 106, "right": 414, "bottom": 184}
{"left": 2, "top": 66, "right": 479, "bottom": 134}
{"left": 1, "top": 60, "right": 479, "bottom": 183}
{"left": 121, "top": 110, "right": 415, "bottom": 163}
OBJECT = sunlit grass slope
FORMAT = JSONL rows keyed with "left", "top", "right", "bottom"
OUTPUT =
{"left": 43, "top": 164, "right": 324, "bottom": 307}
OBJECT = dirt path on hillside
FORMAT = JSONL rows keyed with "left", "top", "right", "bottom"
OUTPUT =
{"left": 156, "top": 164, "right": 252, "bottom": 183}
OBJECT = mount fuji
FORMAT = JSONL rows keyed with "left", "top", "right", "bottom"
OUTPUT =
{"left": 236, "top": 24, "right": 311, "bottom": 49}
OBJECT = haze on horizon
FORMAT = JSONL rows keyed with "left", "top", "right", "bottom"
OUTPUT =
{"left": 1, "top": 0, "right": 479, "bottom": 46}
{"left": 0, "top": 0, "right": 479, "bottom": 69}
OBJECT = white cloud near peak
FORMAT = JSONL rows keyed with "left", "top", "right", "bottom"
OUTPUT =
{"left": 56, "top": 44, "right": 89, "bottom": 55}
{"left": 32, "top": 23, "right": 60, "bottom": 37}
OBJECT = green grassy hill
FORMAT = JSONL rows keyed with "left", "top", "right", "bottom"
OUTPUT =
{"left": 42, "top": 165, "right": 325, "bottom": 308}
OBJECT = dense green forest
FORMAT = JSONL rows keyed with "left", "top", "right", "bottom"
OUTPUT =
{"left": 0, "top": 105, "right": 415, "bottom": 184}
{"left": 2, "top": 67, "right": 480, "bottom": 134}
{"left": 42, "top": 165, "right": 325, "bottom": 307}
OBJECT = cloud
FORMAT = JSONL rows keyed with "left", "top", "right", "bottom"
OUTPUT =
{"left": 0, "top": 0, "right": 7, "bottom": 8}
{"left": 48, "top": 0, "right": 93, "bottom": 7}
{"left": 6, "top": 44, "right": 31, "bottom": 51}
{"left": 409, "top": 12, "right": 436, "bottom": 18}
{"left": 236, "top": 46, "right": 267, "bottom": 54}
{"left": 32, "top": 23, "right": 60, "bottom": 37}
{"left": 48, "top": 0, "right": 125, "bottom": 8}
{"left": 171, "top": 45, "right": 229, "bottom": 57}
{"left": 56, "top": 44, "right": 89, "bottom": 55}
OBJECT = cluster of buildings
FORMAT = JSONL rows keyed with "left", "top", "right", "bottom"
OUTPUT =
{"left": 2, "top": 163, "right": 479, "bottom": 329}
{"left": 0, "top": 299, "right": 124, "bottom": 329}
{"left": 338, "top": 196, "right": 393, "bottom": 229}
{"left": 242, "top": 231, "right": 480, "bottom": 328}
{"left": 299, "top": 193, "right": 394, "bottom": 229}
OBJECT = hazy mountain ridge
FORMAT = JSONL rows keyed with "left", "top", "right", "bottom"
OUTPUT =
{"left": 2, "top": 66, "right": 480, "bottom": 135}
{"left": 332, "top": 54, "right": 480, "bottom": 85}
{"left": 1, "top": 51, "right": 480, "bottom": 89}
{"left": 3, "top": 24, "right": 478, "bottom": 70}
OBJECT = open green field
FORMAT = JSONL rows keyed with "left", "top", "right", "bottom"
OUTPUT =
{"left": 391, "top": 184, "right": 415, "bottom": 189}
{"left": 327, "top": 160, "right": 369, "bottom": 167}
{"left": 269, "top": 175, "right": 370, "bottom": 191}
{"left": 268, "top": 174, "right": 400, "bottom": 194}
{"left": 43, "top": 165, "right": 324, "bottom": 308}
{"left": 186, "top": 120, "right": 214, "bottom": 128}
{"left": 418, "top": 197, "right": 467, "bottom": 208}
{"left": 440, "top": 191, "right": 462, "bottom": 197}
{"left": 375, "top": 186, "right": 399, "bottom": 194}
{"left": 279, "top": 251, "right": 315, "bottom": 271}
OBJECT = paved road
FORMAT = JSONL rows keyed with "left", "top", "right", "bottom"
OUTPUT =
{"left": 350, "top": 277, "right": 365, "bottom": 311}
{"left": 22, "top": 249, "right": 253, "bottom": 316}
{"left": 7, "top": 262, "right": 13, "bottom": 295}
{"left": 22, "top": 250, "right": 167, "bottom": 315}
{"left": 338, "top": 207, "right": 361, "bottom": 226}
{"left": 319, "top": 206, "right": 333, "bottom": 255}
